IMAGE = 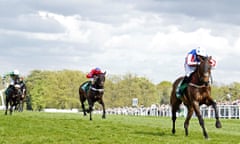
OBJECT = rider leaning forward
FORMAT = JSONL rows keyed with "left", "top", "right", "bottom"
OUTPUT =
{"left": 82, "top": 67, "right": 104, "bottom": 91}
{"left": 2, "top": 69, "right": 23, "bottom": 95}
{"left": 176, "top": 47, "right": 216, "bottom": 98}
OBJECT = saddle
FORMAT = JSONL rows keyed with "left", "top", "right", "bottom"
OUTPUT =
{"left": 81, "top": 81, "right": 91, "bottom": 92}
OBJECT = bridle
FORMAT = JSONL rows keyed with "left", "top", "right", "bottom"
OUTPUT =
{"left": 189, "top": 57, "right": 212, "bottom": 88}
{"left": 90, "top": 73, "right": 105, "bottom": 93}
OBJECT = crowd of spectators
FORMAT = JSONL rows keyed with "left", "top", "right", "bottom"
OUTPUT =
{"left": 95, "top": 100, "right": 240, "bottom": 118}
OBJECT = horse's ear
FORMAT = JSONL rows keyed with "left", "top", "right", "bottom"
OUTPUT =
{"left": 104, "top": 71, "right": 107, "bottom": 75}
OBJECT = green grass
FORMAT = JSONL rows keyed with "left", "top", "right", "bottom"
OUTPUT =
{"left": 0, "top": 111, "right": 239, "bottom": 144}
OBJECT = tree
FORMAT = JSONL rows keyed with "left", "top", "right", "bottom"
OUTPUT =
{"left": 156, "top": 81, "right": 172, "bottom": 104}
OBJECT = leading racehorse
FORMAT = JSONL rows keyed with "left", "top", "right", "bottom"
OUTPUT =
{"left": 79, "top": 72, "right": 106, "bottom": 120}
{"left": 170, "top": 56, "right": 222, "bottom": 139}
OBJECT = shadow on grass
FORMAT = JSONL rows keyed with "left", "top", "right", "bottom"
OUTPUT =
{"left": 134, "top": 131, "right": 166, "bottom": 136}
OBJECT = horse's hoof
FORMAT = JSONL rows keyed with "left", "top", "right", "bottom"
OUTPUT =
{"left": 204, "top": 135, "right": 209, "bottom": 139}
{"left": 216, "top": 121, "right": 222, "bottom": 128}
{"left": 172, "top": 129, "right": 175, "bottom": 134}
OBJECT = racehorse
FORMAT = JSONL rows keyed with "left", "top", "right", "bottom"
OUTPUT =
{"left": 16, "top": 83, "right": 27, "bottom": 112}
{"left": 170, "top": 56, "right": 222, "bottom": 139}
{"left": 5, "top": 84, "right": 22, "bottom": 115}
{"left": 79, "top": 72, "right": 106, "bottom": 120}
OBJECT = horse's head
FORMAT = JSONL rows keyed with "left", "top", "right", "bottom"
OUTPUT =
{"left": 197, "top": 56, "right": 212, "bottom": 84}
{"left": 93, "top": 72, "right": 106, "bottom": 88}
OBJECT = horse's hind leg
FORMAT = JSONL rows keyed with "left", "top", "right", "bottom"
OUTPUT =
{"left": 79, "top": 92, "right": 87, "bottom": 116}
{"left": 171, "top": 107, "right": 177, "bottom": 134}
{"left": 81, "top": 98, "right": 87, "bottom": 116}
{"left": 171, "top": 99, "right": 181, "bottom": 134}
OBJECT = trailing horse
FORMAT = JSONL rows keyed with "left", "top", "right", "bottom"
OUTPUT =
{"left": 16, "top": 82, "right": 27, "bottom": 112}
{"left": 79, "top": 72, "right": 106, "bottom": 120}
{"left": 170, "top": 56, "right": 222, "bottom": 139}
{"left": 5, "top": 84, "right": 22, "bottom": 115}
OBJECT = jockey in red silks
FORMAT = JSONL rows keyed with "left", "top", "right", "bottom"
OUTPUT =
{"left": 82, "top": 67, "right": 104, "bottom": 91}
{"left": 176, "top": 47, "right": 216, "bottom": 98}
{"left": 86, "top": 67, "right": 104, "bottom": 79}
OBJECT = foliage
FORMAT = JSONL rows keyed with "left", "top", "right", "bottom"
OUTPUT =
{"left": 26, "top": 70, "right": 86, "bottom": 110}
{"left": 0, "top": 112, "right": 239, "bottom": 144}
{"left": 23, "top": 69, "right": 240, "bottom": 110}
{"left": 156, "top": 81, "right": 172, "bottom": 105}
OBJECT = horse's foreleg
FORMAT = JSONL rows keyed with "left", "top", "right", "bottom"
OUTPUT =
{"left": 87, "top": 99, "right": 93, "bottom": 121}
{"left": 99, "top": 100, "right": 106, "bottom": 119}
{"left": 5, "top": 100, "right": 8, "bottom": 115}
{"left": 9, "top": 101, "right": 13, "bottom": 115}
{"left": 184, "top": 106, "right": 193, "bottom": 137}
{"left": 212, "top": 101, "right": 222, "bottom": 128}
{"left": 193, "top": 101, "right": 208, "bottom": 139}
{"left": 19, "top": 100, "right": 23, "bottom": 112}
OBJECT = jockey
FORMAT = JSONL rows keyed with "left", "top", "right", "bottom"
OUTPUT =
{"left": 3, "top": 69, "right": 21, "bottom": 95}
{"left": 86, "top": 67, "right": 104, "bottom": 82}
{"left": 82, "top": 67, "right": 104, "bottom": 92}
{"left": 176, "top": 47, "right": 216, "bottom": 98}
{"left": 3, "top": 69, "right": 20, "bottom": 86}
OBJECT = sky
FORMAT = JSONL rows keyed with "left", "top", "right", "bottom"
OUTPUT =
{"left": 0, "top": 0, "right": 239, "bottom": 84}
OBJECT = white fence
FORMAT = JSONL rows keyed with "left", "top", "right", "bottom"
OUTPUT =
{"left": 0, "top": 89, "right": 5, "bottom": 110}
{"left": 105, "top": 104, "right": 240, "bottom": 119}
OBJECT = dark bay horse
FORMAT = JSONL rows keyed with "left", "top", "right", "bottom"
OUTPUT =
{"left": 5, "top": 84, "right": 22, "bottom": 115}
{"left": 16, "top": 82, "right": 27, "bottom": 112}
{"left": 79, "top": 72, "right": 106, "bottom": 120}
{"left": 170, "top": 56, "right": 222, "bottom": 139}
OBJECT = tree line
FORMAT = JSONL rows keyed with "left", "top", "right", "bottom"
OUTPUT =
{"left": 1, "top": 70, "right": 239, "bottom": 111}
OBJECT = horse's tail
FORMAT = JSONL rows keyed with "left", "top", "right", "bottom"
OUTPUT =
{"left": 170, "top": 77, "right": 184, "bottom": 111}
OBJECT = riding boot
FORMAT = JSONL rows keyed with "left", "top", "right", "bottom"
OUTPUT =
{"left": 176, "top": 76, "right": 189, "bottom": 98}
{"left": 180, "top": 76, "right": 189, "bottom": 90}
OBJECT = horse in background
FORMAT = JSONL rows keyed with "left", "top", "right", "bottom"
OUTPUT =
{"left": 5, "top": 84, "right": 22, "bottom": 115}
{"left": 16, "top": 82, "right": 27, "bottom": 112}
{"left": 79, "top": 72, "right": 106, "bottom": 120}
{"left": 170, "top": 56, "right": 222, "bottom": 139}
